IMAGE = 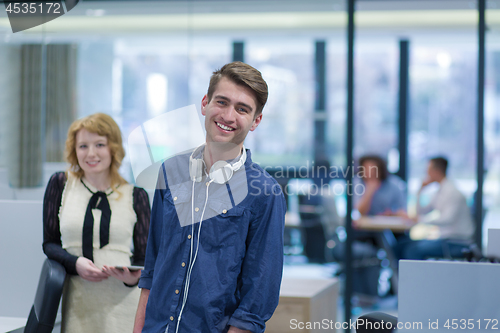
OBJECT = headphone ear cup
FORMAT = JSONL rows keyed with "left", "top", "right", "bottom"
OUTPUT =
{"left": 210, "top": 161, "right": 233, "bottom": 184}
{"left": 190, "top": 158, "right": 204, "bottom": 182}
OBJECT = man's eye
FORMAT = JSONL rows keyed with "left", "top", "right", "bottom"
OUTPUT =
{"left": 237, "top": 108, "right": 248, "bottom": 113}
{"left": 217, "top": 100, "right": 226, "bottom": 105}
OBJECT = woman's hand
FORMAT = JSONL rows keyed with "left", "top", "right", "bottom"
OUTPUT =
{"left": 420, "top": 177, "right": 433, "bottom": 191}
{"left": 364, "top": 178, "right": 382, "bottom": 194}
{"left": 102, "top": 265, "right": 141, "bottom": 286}
{"left": 76, "top": 257, "right": 109, "bottom": 282}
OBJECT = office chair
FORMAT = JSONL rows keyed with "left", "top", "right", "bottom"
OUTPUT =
{"left": 24, "top": 259, "right": 66, "bottom": 333}
{"left": 297, "top": 192, "right": 327, "bottom": 263}
{"left": 356, "top": 312, "right": 398, "bottom": 333}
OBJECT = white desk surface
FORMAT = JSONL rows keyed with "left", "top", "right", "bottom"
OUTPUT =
{"left": 355, "top": 215, "right": 413, "bottom": 232}
{"left": 0, "top": 317, "right": 25, "bottom": 332}
{"left": 280, "top": 277, "right": 339, "bottom": 298}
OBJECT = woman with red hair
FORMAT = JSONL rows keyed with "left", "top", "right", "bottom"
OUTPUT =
{"left": 42, "top": 113, "right": 150, "bottom": 332}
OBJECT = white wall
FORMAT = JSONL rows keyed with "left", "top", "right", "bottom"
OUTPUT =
{"left": 0, "top": 200, "right": 45, "bottom": 318}
{"left": 0, "top": 44, "right": 20, "bottom": 170}
{"left": 398, "top": 260, "right": 500, "bottom": 332}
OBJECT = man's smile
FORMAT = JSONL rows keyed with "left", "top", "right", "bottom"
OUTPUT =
{"left": 216, "top": 121, "right": 235, "bottom": 132}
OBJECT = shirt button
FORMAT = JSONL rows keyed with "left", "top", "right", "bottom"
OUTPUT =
{"left": 170, "top": 316, "right": 174, "bottom": 321}
{"left": 174, "top": 197, "right": 178, "bottom": 201}
{"left": 222, "top": 209, "right": 227, "bottom": 214}
{"left": 175, "top": 289, "right": 179, "bottom": 294}
{"left": 188, "top": 235, "right": 192, "bottom": 239}
{"left": 181, "top": 262, "right": 186, "bottom": 267}
{"left": 195, "top": 207, "right": 199, "bottom": 212}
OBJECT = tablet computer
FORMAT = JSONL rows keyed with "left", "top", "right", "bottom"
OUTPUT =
{"left": 114, "top": 265, "right": 144, "bottom": 271}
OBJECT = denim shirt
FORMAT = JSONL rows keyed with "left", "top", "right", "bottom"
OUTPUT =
{"left": 139, "top": 149, "right": 286, "bottom": 333}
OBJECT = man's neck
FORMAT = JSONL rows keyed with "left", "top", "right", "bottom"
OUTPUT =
{"left": 436, "top": 175, "right": 446, "bottom": 184}
{"left": 203, "top": 142, "right": 243, "bottom": 171}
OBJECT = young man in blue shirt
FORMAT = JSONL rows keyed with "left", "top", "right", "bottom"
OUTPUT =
{"left": 133, "top": 62, "right": 286, "bottom": 333}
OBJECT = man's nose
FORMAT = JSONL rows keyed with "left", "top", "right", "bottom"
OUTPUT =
{"left": 220, "top": 106, "right": 236, "bottom": 122}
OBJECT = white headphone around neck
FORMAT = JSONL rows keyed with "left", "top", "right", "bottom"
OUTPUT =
{"left": 189, "top": 144, "right": 247, "bottom": 184}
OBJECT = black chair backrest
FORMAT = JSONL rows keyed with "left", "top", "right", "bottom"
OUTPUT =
{"left": 24, "top": 259, "right": 66, "bottom": 333}
{"left": 356, "top": 312, "right": 398, "bottom": 333}
{"left": 297, "top": 193, "right": 323, "bottom": 225}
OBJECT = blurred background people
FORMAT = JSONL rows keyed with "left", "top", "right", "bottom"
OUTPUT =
{"left": 398, "top": 157, "right": 475, "bottom": 260}
{"left": 348, "top": 155, "right": 407, "bottom": 298}
{"left": 42, "top": 113, "right": 151, "bottom": 332}
{"left": 355, "top": 155, "right": 407, "bottom": 217}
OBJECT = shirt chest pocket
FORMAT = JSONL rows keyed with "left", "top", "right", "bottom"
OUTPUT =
{"left": 164, "top": 190, "right": 194, "bottom": 228}
{"left": 164, "top": 189, "right": 248, "bottom": 251}
{"left": 201, "top": 202, "right": 247, "bottom": 254}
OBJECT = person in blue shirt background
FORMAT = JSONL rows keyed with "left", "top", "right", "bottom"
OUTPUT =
{"left": 355, "top": 154, "right": 407, "bottom": 217}
{"left": 133, "top": 62, "right": 286, "bottom": 333}
{"left": 349, "top": 155, "right": 407, "bottom": 297}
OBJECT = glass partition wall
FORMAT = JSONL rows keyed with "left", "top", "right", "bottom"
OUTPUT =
{"left": 483, "top": 6, "right": 500, "bottom": 251}
{"left": 0, "top": 1, "right": 344, "bottom": 184}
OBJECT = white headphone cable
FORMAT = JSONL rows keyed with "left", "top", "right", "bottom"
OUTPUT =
{"left": 176, "top": 177, "right": 213, "bottom": 333}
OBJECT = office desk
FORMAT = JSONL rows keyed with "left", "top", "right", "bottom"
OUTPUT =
{"left": 266, "top": 278, "right": 339, "bottom": 333}
{"left": 355, "top": 216, "right": 413, "bottom": 232}
{"left": 355, "top": 216, "right": 413, "bottom": 293}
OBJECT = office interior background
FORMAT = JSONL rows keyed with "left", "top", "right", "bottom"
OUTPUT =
{"left": 1, "top": 0, "right": 500, "bottom": 331}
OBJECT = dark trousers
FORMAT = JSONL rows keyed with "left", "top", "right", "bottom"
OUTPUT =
{"left": 395, "top": 237, "right": 468, "bottom": 260}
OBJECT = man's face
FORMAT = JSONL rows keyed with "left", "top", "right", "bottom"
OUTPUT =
{"left": 427, "top": 161, "right": 439, "bottom": 181}
{"left": 201, "top": 77, "right": 262, "bottom": 147}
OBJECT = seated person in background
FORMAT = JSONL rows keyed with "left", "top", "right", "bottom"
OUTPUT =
{"left": 398, "top": 157, "right": 475, "bottom": 260}
{"left": 334, "top": 156, "right": 406, "bottom": 297}
{"left": 355, "top": 154, "right": 407, "bottom": 217}
{"left": 43, "top": 113, "right": 151, "bottom": 332}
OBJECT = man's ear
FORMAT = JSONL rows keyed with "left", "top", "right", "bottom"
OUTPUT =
{"left": 201, "top": 95, "right": 209, "bottom": 116}
{"left": 250, "top": 113, "right": 262, "bottom": 132}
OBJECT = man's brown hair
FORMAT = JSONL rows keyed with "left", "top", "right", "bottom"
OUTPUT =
{"left": 207, "top": 61, "right": 268, "bottom": 117}
{"left": 430, "top": 156, "right": 448, "bottom": 176}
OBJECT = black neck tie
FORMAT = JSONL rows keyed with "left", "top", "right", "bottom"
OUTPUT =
{"left": 82, "top": 191, "right": 112, "bottom": 262}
